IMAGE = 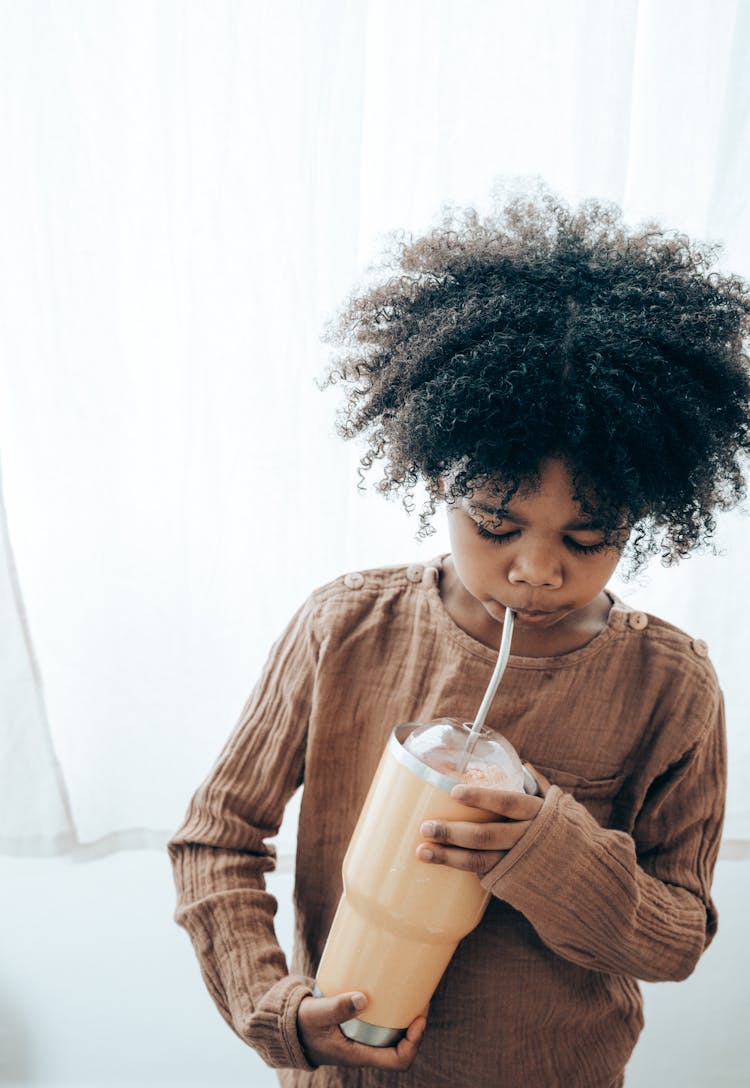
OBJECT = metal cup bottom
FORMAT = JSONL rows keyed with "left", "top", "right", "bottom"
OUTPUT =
{"left": 312, "top": 985, "right": 407, "bottom": 1047}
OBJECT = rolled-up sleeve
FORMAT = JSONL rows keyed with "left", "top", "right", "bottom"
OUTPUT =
{"left": 482, "top": 690, "right": 726, "bottom": 982}
{"left": 167, "top": 597, "right": 321, "bottom": 1069}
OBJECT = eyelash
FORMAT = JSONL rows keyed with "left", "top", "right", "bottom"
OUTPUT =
{"left": 474, "top": 522, "right": 609, "bottom": 556}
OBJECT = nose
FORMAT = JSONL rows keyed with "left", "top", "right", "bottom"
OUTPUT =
{"left": 507, "top": 545, "right": 563, "bottom": 590}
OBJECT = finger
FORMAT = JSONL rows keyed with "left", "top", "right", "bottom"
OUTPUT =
{"left": 524, "top": 760, "right": 552, "bottom": 796}
{"left": 420, "top": 818, "right": 533, "bottom": 851}
{"left": 335, "top": 1014, "right": 427, "bottom": 1071}
{"left": 300, "top": 995, "right": 426, "bottom": 1071}
{"left": 393, "top": 1014, "right": 427, "bottom": 1065}
{"left": 417, "top": 841, "right": 504, "bottom": 875}
{"left": 451, "top": 785, "right": 543, "bottom": 820}
{"left": 303, "top": 990, "right": 368, "bottom": 1029}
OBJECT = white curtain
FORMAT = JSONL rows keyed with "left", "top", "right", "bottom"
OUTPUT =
{"left": 1, "top": 0, "right": 748, "bottom": 856}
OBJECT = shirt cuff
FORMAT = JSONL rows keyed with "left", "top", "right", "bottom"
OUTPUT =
{"left": 480, "top": 784, "right": 565, "bottom": 897}
{"left": 236, "top": 974, "right": 316, "bottom": 1070}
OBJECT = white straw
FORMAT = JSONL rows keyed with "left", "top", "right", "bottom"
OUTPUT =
{"left": 455, "top": 607, "right": 515, "bottom": 775}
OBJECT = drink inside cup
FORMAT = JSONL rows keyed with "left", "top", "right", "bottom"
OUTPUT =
{"left": 403, "top": 718, "right": 525, "bottom": 790}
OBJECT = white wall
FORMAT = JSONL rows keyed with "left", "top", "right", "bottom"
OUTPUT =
{"left": 1, "top": 851, "right": 748, "bottom": 1087}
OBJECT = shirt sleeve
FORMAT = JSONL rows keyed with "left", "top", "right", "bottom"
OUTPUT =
{"left": 480, "top": 686, "right": 726, "bottom": 982}
{"left": 166, "top": 596, "right": 320, "bottom": 1070}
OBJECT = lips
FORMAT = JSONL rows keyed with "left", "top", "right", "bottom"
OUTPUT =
{"left": 487, "top": 600, "right": 562, "bottom": 624}
{"left": 512, "top": 606, "right": 563, "bottom": 624}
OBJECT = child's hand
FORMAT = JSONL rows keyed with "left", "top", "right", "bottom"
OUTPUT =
{"left": 297, "top": 991, "right": 426, "bottom": 1071}
{"left": 416, "top": 763, "right": 550, "bottom": 877}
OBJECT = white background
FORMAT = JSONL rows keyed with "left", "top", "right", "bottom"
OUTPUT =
{"left": 0, "top": 1, "right": 748, "bottom": 1085}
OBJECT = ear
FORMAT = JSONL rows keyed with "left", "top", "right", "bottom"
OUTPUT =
{"left": 436, "top": 478, "right": 446, "bottom": 500}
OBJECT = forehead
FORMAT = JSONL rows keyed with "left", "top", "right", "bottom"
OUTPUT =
{"left": 470, "top": 460, "right": 603, "bottom": 526}
{"left": 476, "top": 459, "right": 583, "bottom": 508}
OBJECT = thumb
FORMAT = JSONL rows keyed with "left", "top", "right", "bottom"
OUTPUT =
{"left": 316, "top": 991, "right": 368, "bottom": 1027}
{"left": 523, "top": 760, "right": 552, "bottom": 797}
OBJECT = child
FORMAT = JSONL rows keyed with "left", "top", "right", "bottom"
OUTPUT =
{"left": 167, "top": 184, "right": 750, "bottom": 1088}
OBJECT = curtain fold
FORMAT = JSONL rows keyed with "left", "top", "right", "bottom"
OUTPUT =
{"left": 0, "top": 0, "right": 748, "bottom": 855}
{"left": 0, "top": 457, "right": 76, "bottom": 855}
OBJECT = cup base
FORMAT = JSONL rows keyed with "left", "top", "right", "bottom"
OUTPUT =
{"left": 312, "top": 985, "right": 406, "bottom": 1047}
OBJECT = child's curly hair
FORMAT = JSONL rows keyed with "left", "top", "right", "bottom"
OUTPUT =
{"left": 320, "top": 180, "right": 750, "bottom": 571}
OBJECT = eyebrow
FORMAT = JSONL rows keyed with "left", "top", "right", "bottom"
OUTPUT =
{"left": 470, "top": 500, "right": 603, "bottom": 532}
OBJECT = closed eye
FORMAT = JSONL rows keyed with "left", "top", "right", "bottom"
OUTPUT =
{"left": 474, "top": 521, "right": 609, "bottom": 555}
{"left": 475, "top": 523, "right": 518, "bottom": 545}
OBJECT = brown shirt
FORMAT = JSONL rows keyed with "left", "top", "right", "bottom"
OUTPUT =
{"left": 167, "top": 558, "right": 725, "bottom": 1088}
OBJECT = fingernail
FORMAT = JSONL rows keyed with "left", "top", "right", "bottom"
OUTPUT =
{"left": 351, "top": 992, "right": 367, "bottom": 1011}
{"left": 418, "top": 846, "right": 434, "bottom": 861}
{"left": 421, "top": 821, "right": 436, "bottom": 837}
{"left": 452, "top": 786, "right": 466, "bottom": 800}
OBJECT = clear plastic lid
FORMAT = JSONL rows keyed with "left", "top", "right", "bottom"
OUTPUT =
{"left": 402, "top": 718, "right": 525, "bottom": 791}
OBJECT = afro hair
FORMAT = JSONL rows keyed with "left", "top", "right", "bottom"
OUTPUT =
{"left": 320, "top": 180, "right": 750, "bottom": 571}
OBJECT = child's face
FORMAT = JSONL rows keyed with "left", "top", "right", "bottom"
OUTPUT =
{"left": 445, "top": 458, "right": 627, "bottom": 632}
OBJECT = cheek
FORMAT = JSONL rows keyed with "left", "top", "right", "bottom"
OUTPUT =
{"left": 448, "top": 517, "right": 484, "bottom": 566}
{"left": 447, "top": 510, "right": 476, "bottom": 550}
{"left": 579, "top": 552, "right": 621, "bottom": 592}
{"left": 601, "top": 548, "right": 624, "bottom": 577}
{"left": 455, "top": 531, "right": 509, "bottom": 587}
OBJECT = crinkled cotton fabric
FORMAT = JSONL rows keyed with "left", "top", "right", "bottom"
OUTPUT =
{"left": 168, "top": 558, "right": 725, "bottom": 1088}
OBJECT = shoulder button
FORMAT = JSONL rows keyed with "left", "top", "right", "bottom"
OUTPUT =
{"left": 628, "top": 611, "right": 649, "bottom": 630}
{"left": 406, "top": 564, "right": 424, "bottom": 583}
{"left": 691, "top": 638, "right": 709, "bottom": 658}
{"left": 344, "top": 572, "right": 365, "bottom": 590}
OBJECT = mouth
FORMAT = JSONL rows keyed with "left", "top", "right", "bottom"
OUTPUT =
{"left": 511, "top": 606, "right": 563, "bottom": 624}
{"left": 486, "top": 599, "right": 565, "bottom": 625}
